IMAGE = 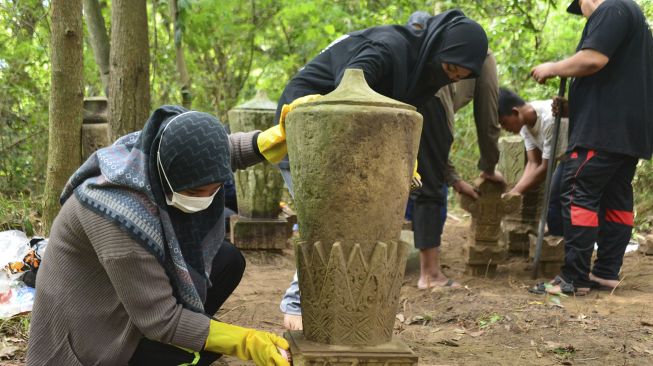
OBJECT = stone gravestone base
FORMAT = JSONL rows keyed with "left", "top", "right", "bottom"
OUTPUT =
{"left": 284, "top": 331, "right": 417, "bottom": 366}
{"left": 229, "top": 215, "right": 291, "bottom": 250}
{"left": 529, "top": 234, "right": 565, "bottom": 276}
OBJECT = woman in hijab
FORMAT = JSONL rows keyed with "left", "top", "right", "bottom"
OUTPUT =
{"left": 278, "top": 9, "right": 489, "bottom": 330}
{"left": 27, "top": 106, "right": 290, "bottom": 366}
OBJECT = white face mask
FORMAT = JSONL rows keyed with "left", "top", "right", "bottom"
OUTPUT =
{"left": 156, "top": 112, "right": 220, "bottom": 214}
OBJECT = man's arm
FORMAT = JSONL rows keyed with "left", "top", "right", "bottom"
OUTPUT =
{"left": 531, "top": 49, "right": 609, "bottom": 84}
{"left": 510, "top": 149, "right": 547, "bottom": 194}
{"left": 473, "top": 53, "right": 501, "bottom": 176}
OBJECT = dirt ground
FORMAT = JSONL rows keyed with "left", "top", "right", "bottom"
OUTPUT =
{"left": 214, "top": 219, "right": 653, "bottom": 366}
{"left": 2, "top": 218, "right": 652, "bottom": 365}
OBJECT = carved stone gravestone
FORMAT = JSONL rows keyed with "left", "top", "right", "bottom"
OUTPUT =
{"left": 283, "top": 69, "right": 421, "bottom": 365}
{"left": 227, "top": 91, "right": 290, "bottom": 250}
{"left": 460, "top": 178, "right": 521, "bottom": 277}
{"left": 81, "top": 97, "right": 110, "bottom": 161}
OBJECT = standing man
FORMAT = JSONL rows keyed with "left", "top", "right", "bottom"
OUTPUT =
{"left": 407, "top": 11, "right": 504, "bottom": 289}
{"left": 531, "top": 0, "right": 653, "bottom": 294}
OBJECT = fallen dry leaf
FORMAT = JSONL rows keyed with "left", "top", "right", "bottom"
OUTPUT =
{"left": 396, "top": 313, "right": 405, "bottom": 323}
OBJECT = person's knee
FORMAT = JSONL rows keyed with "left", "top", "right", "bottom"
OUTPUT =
{"left": 218, "top": 240, "right": 246, "bottom": 281}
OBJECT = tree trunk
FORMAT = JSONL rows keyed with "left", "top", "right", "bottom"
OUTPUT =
{"left": 170, "top": 0, "right": 192, "bottom": 108}
{"left": 108, "top": 0, "right": 150, "bottom": 140}
{"left": 83, "top": 0, "right": 110, "bottom": 95}
{"left": 42, "top": 0, "right": 84, "bottom": 232}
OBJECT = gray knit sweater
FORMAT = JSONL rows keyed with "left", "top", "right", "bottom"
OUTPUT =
{"left": 26, "top": 132, "right": 263, "bottom": 365}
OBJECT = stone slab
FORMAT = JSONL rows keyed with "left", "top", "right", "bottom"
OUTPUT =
{"left": 284, "top": 330, "right": 418, "bottom": 366}
{"left": 529, "top": 234, "right": 565, "bottom": 262}
{"left": 463, "top": 244, "right": 506, "bottom": 265}
{"left": 229, "top": 216, "right": 291, "bottom": 250}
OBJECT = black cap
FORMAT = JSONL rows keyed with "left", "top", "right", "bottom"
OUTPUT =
{"left": 567, "top": 0, "right": 582, "bottom": 15}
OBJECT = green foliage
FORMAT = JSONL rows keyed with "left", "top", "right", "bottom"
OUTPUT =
{"left": 0, "top": 1, "right": 50, "bottom": 194}
{"left": 1, "top": 0, "right": 652, "bottom": 232}
{"left": 0, "top": 193, "right": 41, "bottom": 236}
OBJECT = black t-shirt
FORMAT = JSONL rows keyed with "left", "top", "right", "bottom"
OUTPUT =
{"left": 568, "top": 0, "right": 653, "bottom": 159}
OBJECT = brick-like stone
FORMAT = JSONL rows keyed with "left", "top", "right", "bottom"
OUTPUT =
{"left": 285, "top": 330, "right": 418, "bottom": 366}
{"left": 230, "top": 215, "right": 291, "bottom": 250}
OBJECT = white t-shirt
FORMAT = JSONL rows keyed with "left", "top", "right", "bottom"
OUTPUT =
{"left": 519, "top": 100, "right": 569, "bottom": 160}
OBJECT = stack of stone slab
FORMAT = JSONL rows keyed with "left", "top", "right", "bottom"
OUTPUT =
{"left": 81, "top": 97, "right": 110, "bottom": 161}
{"left": 460, "top": 178, "right": 521, "bottom": 277}
{"left": 227, "top": 91, "right": 291, "bottom": 250}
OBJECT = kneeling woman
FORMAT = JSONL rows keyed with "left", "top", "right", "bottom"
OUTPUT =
{"left": 27, "top": 106, "right": 289, "bottom": 366}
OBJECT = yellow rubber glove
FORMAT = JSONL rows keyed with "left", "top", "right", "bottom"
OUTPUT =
{"left": 411, "top": 160, "right": 422, "bottom": 191}
{"left": 204, "top": 320, "right": 290, "bottom": 366}
{"left": 257, "top": 94, "right": 322, "bottom": 164}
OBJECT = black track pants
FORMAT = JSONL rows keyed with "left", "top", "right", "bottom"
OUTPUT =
{"left": 560, "top": 148, "right": 637, "bottom": 288}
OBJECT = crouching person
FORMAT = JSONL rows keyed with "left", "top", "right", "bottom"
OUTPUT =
{"left": 27, "top": 106, "right": 290, "bottom": 366}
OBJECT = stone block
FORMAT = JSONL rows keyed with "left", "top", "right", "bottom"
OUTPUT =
{"left": 529, "top": 234, "right": 565, "bottom": 262}
{"left": 284, "top": 331, "right": 418, "bottom": 366}
{"left": 463, "top": 243, "right": 506, "bottom": 265}
{"left": 229, "top": 216, "right": 291, "bottom": 250}
{"left": 501, "top": 220, "right": 534, "bottom": 256}
{"left": 535, "top": 261, "right": 563, "bottom": 277}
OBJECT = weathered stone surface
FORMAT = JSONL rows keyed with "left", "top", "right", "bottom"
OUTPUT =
{"left": 502, "top": 182, "right": 543, "bottom": 256}
{"left": 529, "top": 234, "right": 565, "bottom": 262}
{"left": 497, "top": 135, "right": 525, "bottom": 186}
{"left": 286, "top": 69, "right": 422, "bottom": 350}
{"left": 81, "top": 97, "right": 110, "bottom": 161}
{"left": 501, "top": 221, "right": 533, "bottom": 255}
{"left": 228, "top": 91, "right": 285, "bottom": 219}
{"left": 638, "top": 234, "right": 653, "bottom": 255}
{"left": 285, "top": 330, "right": 418, "bottom": 366}
{"left": 460, "top": 178, "right": 521, "bottom": 276}
{"left": 229, "top": 216, "right": 291, "bottom": 250}
{"left": 296, "top": 240, "right": 410, "bottom": 345}
{"left": 400, "top": 230, "right": 420, "bottom": 274}
{"left": 83, "top": 96, "right": 109, "bottom": 124}
{"left": 286, "top": 69, "right": 422, "bottom": 250}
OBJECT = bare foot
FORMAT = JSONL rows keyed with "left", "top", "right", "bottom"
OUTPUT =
{"left": 417, "top": 275, "right": 461, "bottom": 289}
{"left": 283, "top": 314, "right": 303, "bottom": 330}
{"left": 589, "top": 273, "right": 620, "bottom": 289}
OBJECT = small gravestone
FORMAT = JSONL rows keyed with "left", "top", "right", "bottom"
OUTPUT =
{"left": 227, "top": 91, "right": 291, "bottom": 250}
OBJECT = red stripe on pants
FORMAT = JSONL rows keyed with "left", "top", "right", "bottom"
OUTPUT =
{"left": 571, "top": 205, "right": 598, "bottom": 227}
{"left": 605, "top": 209, "right": 634, "bottom": 226}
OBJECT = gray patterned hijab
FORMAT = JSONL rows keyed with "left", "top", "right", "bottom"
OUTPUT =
{"left": 61, "top": 105, "right": 232, "bottom": 312}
